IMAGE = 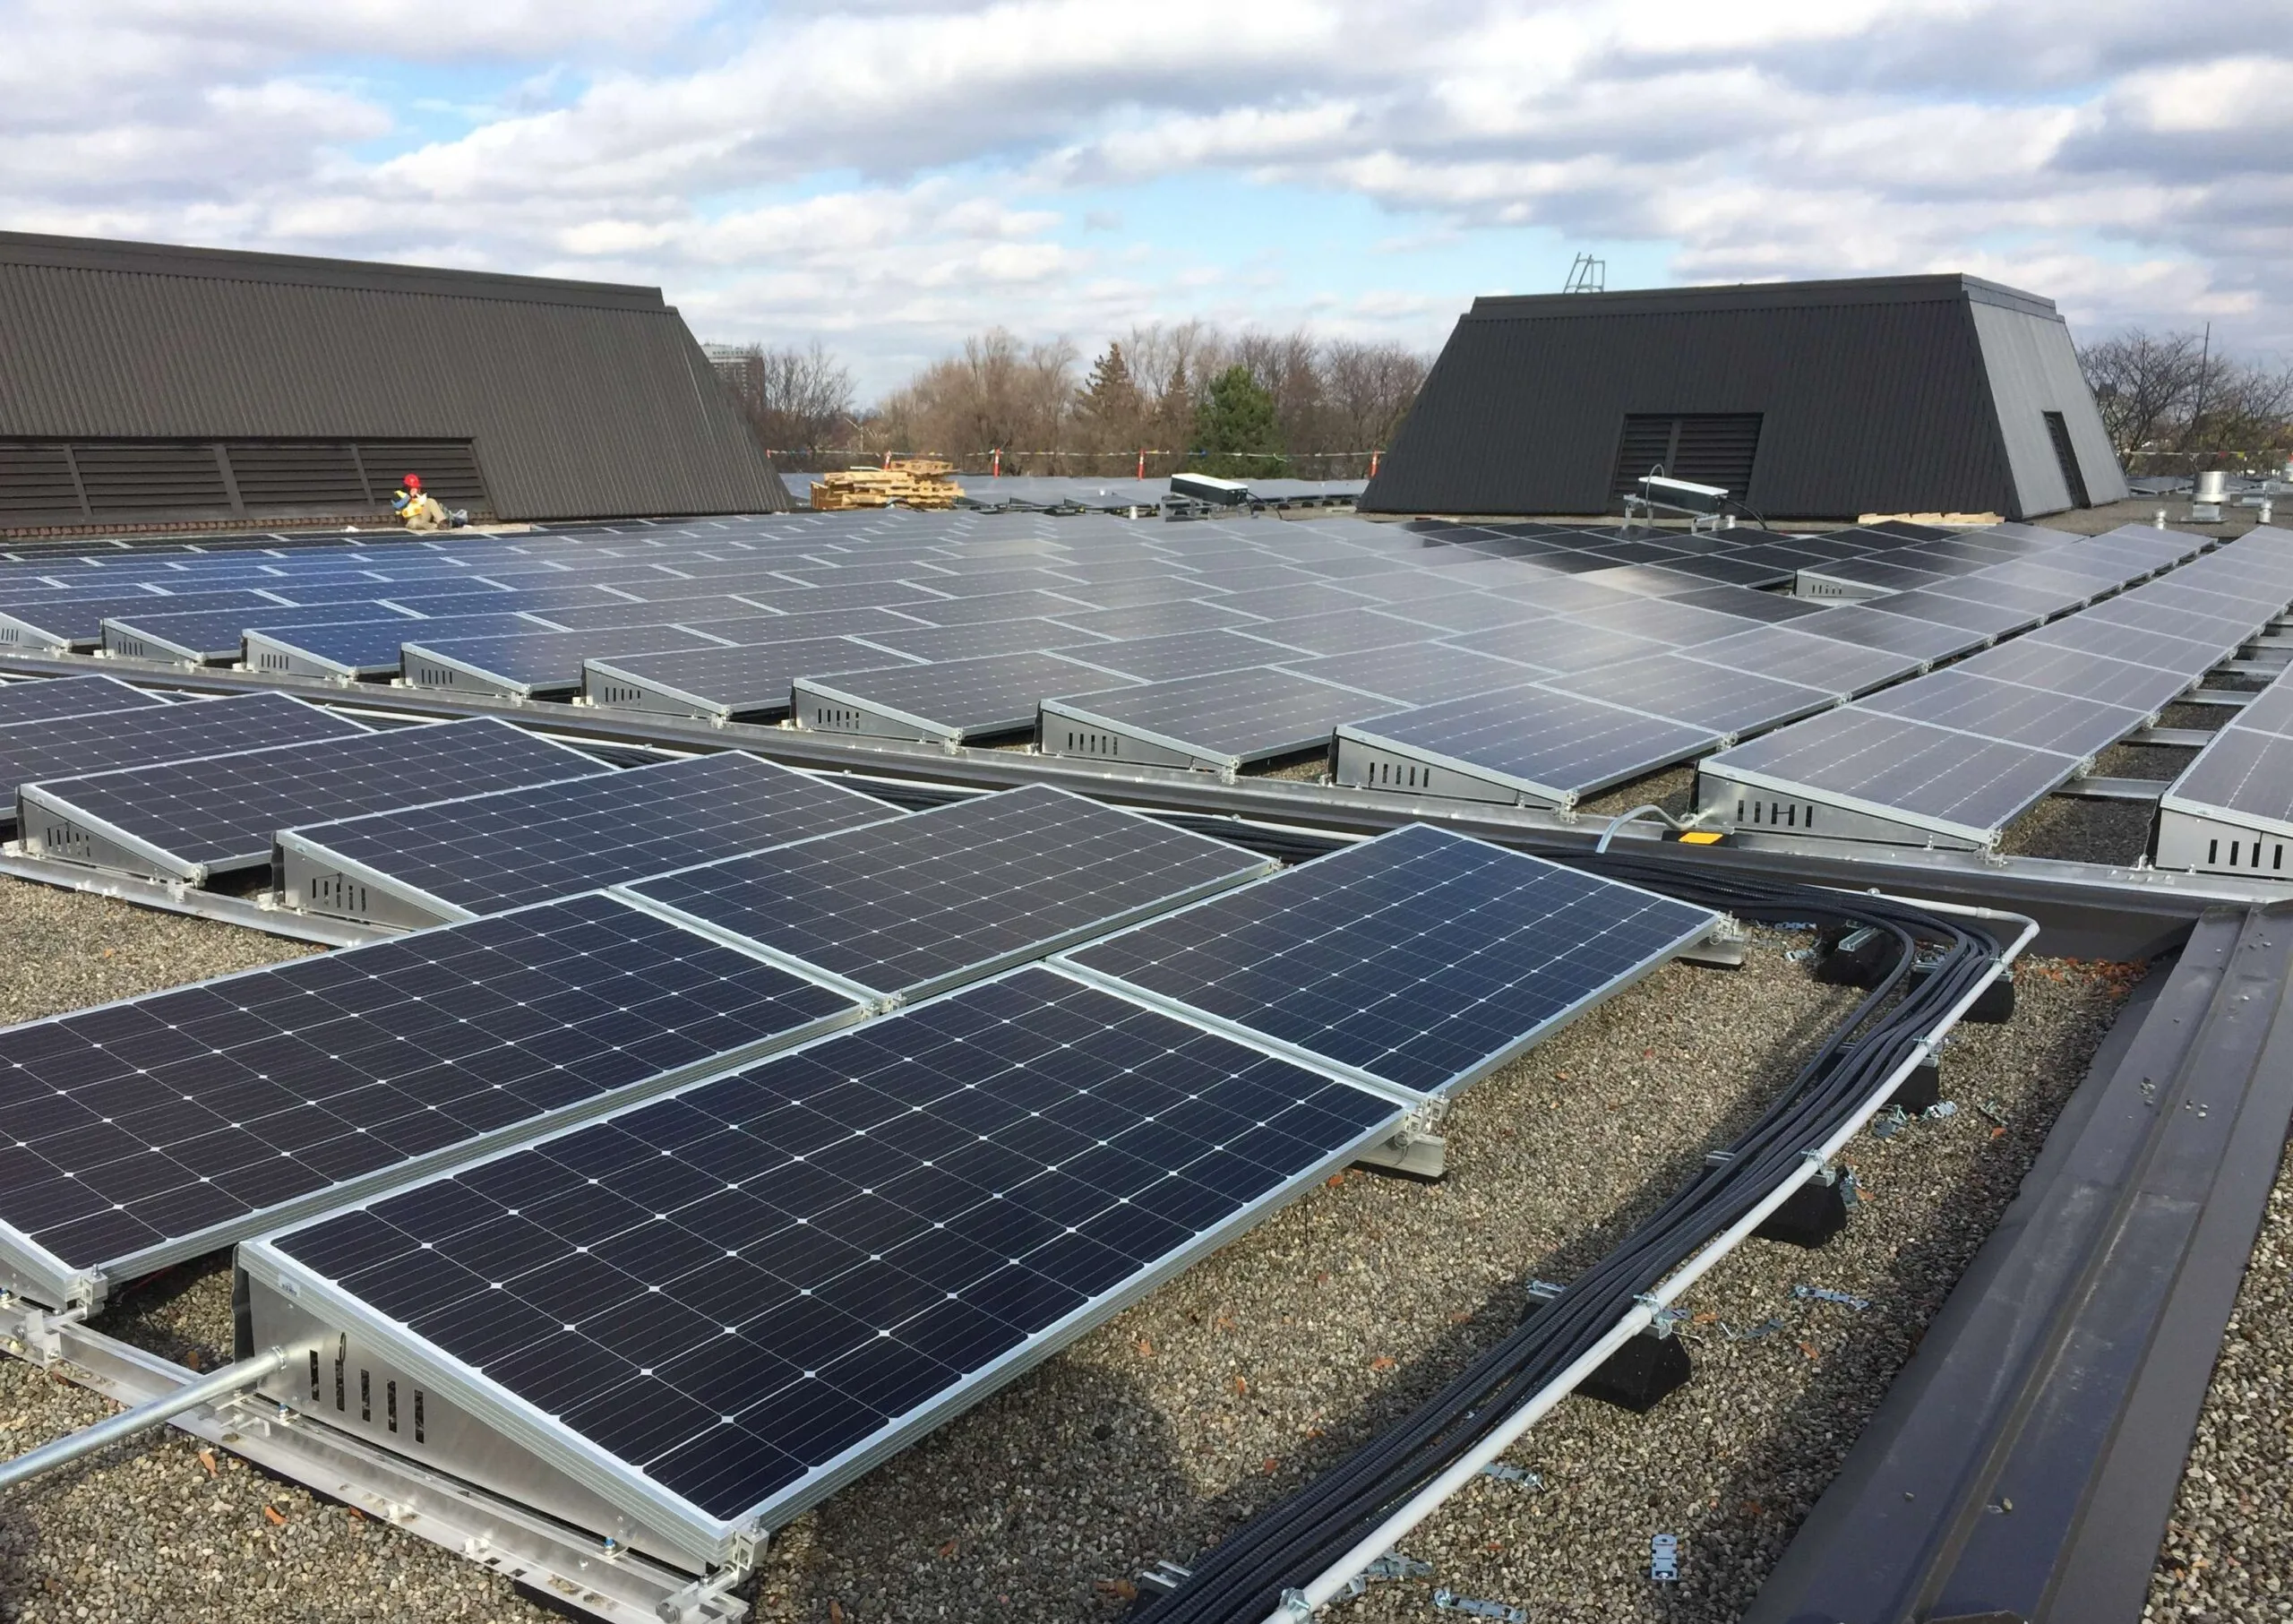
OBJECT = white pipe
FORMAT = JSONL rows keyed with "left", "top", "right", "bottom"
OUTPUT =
{"left": 1267, "top": 907, "right": 2039, "bottom": 1620}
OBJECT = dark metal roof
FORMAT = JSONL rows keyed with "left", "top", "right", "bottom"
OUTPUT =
{"left": 0, "top": 231, "right": 789, "bottom": 520}
{"left": 1363, "top": 273, "right": 2126, "bottom": 521}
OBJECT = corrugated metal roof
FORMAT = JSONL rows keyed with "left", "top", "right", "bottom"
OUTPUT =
{"left": 0, "top": 232, "right": 790, "bottom": 520}
{"left": 1363, "top": 274, "right": 2125, "bottom": 521}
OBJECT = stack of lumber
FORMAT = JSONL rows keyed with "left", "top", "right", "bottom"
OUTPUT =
{"left": 811, "top": 459, "right": 960, "bottom": 511}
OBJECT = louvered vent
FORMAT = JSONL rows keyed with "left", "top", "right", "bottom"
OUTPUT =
{"left": 72, "top": 443, "right": 231, "bottom": 514}
{"left": 0, "top": 444, "right": 83, "bottom": 524}
{"left": 0, "top": 438, "right": 489, "bottom": 531}
{"left": 1610, "top": 413, "right": 1764, "bottom": 501}
{"left": 228, "top": 443, "right": 371, "bottom": 513}
{"left": 2043, "top": 411, "right": 2090, "bottom": 509}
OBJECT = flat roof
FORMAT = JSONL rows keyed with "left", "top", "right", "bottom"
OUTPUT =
{"left": 1466, "top": 272, "right": 2059, "bottom": 322}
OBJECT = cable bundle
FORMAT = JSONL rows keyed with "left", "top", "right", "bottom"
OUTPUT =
{"left": 1138, "top": 863, "right": 1998, "bottom": 1624}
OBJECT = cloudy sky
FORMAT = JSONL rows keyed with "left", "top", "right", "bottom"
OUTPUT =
{"left": 4, "top": 0, "right": 2287, "bottom": 395}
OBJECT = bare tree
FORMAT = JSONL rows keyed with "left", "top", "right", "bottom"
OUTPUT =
{"left": 2079, "top": 329, "right": 2293, "bottom": 467}
{"left": 709, "top": 341, "right": 856, "bottom": 470}
{"left": 1320, "top": 339, "right": 1429, "bottom": 473}
{"left": 865, "top": 329, "right": 1079, "bottom": 471}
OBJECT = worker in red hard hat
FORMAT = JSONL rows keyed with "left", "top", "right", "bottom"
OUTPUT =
{"left": 391, "top": 471, "right": 460, "bottom": 531}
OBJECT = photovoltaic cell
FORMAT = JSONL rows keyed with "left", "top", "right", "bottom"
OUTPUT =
{"left": 1854, "top": 669, "right": 2150, "bottom": 754}
{"left": 0, "top": 892, "right": 861, "bottom": 1297}
{"left": 258, "top": 967, "right": 1401, "bottom": 1526}
{"left": 1066, "top": 824, "right": 1714, "bottom": 1096}
{"left": 1066, "top": 630, "right": 1310, "bottom": 684}
{"left": 625, "top": 785, "right": 1268, "bottom": 998}
{"left": 22, "top": 717, "right": 597, "bottom": 881}
{"left": 795, "top": 653, "right": 1131, "bottom": 741}
{"left": 1445, "top": 619, "right": 1671, "bottom": 674}
{"left": 279, "top": 752, "right": 901, "bottom": 922}
{"left": 1789, "top": 604, "right": 1988, "bottom": 663}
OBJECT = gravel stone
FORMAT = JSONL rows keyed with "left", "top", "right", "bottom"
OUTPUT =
{"left": 0, "top": 880, "right": 2137, "bottom": 1624}
{"left": 2147, "top": 1135, "right": 2293, "bottom": 1622}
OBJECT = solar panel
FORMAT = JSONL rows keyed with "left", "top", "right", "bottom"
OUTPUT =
{"left": 277, "top": 752, "right": 901, "bottom": 928}
{"left": 1789, "top": 604, "right": 1989, "bottom": 662}
{"left": 2160, "top": 726, "right": 2293, "bottom": 829}
{"left": 1335, "top": 687, "right": 1716, "bottom": 808}
{"left": 843, "top": 617, "right": 1103, "bottom": 665}
{"left": 1042, "top": 599, "right": 1258, "bottom": 640}
{"left": 1859, "top": 589, "right": 2041, "bottom": 638}
{"left": 880, "top": 589, "right": 1093, "bottom": 627}
{"left": 245, "top": 613, "right": 545, "bottom": 680}
{"left": 0, "top": 590, "right": 294, "bottom": 652}
{"left": 1542, "top": 654, "right": 1834, "bottom": 739}
{"left": 0, "top": 675, "right": 168, "bottom": 726}
{"left": 1683, "top": 625, "right": 1921, "bottom": 698}
{"left": 1664, "top": 585, "right": 1826, "bottom": 624}
{"left": 2081, "top": 595, "right": 2265, "bottom": 644}
{"left": 584, "top": 640, "right": 915, "bottom": 722}
{"left": 0, "top": 692, "right": 370, "bottom": 825}
{"left": 1224, "top": 608, "right": 1433, "bottom": 658}
{"left": 2021, "top": 618, "right": 2223, "bottom": 680}
{"left": 794, "top": 653, "right": 1132, "bottom": 743}
{"left": 1568, "top": 597, "right": 1761, "bottom": 648}
{"left": 1205, "top": 584, "right": 1383, "bottom": 621}
{"left": 21, "top": 717, "right": 598, "bottom": 883}
{"left": 104, "top": 604, "right": 415, "bottom": 665}
{"left": 1446, "top": 619, "right": 1671, "bottom": 674}
{"left": 1853, "top": 669, "right": 2148, "bottom": 756}
{"left": 1070, "top": 629, "right": 1314, "bottom": 684}
{"left": 245, "top": 967, "right": 1402, "bottom": 1540}
{"left": 1040, "top": 667, "right": 1389, "bottom": 772}
{"left": 1360, "top": 592, "right": 1551, "bottom": 634}
{"left": 1950, "top": 639, "right": 2194, "bottom": 713}
{"left": 1063, "top": 824, "right": 1716, "bottom": 1096}
{"left": 0, "top": 891, "right": 863, "bottom": 1307}
{"left": 1699, "top": 707, "right": 2079, "bottom": 847}
{"left": 623, "top": 785, "right": 1269, "bottom": 1000}
{"left": 1273, "top": 642, "right": 1550, "bottom": 706}
{"left": 400, "top": 627, "right": 730, "bottom": 699}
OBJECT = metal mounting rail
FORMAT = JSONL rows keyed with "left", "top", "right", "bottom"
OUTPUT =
{"left": 1258, "top": 896, "right": 2041, "bottom": 1622}
{"left": 0, "top": 652, "right": 2276, "bottom": 958}
{"left": 1745, "top": 900, "right": 2293, "bottom": 1624}
{"left": 0, "top": 1297, "right": 730, "bottom": 1620}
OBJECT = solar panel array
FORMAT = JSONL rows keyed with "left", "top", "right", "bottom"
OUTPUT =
{"left": 277, "top": 751, "right": 904, "bottom": 927}
{"left": 0, "top": 892, "right": 865, "bottom": 1302}
{"left": 623, "top": 785, "right": 1274, "bottom": 999}
{"left": 0, "top": 506, "right": 2260, "bottom": 901}
{"left": 21, "top": 717, "right": 599, "bottom": 882}
{"left": 2156, "top": 595, "right": 2293, "bottom": 873}
{"left": 237, "top": 825, "right": 1714, "bottom": 1547}
{"left": 1701, "top": 526, "right": 2293, "bottom": 848}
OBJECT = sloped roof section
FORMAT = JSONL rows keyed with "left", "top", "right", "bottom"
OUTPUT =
{"left": 1363, "top": 273, "right": 2127, "bottom": 521}
{"left": 0, "top": 231, "right": 790, "bottom": 521}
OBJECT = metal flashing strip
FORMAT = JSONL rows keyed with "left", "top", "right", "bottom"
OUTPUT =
{"left": 1745, "top": 901, "right": 2293, "bottom": 1624}
{"left": 0, "top": 848, "right": 387, "bottom": 945}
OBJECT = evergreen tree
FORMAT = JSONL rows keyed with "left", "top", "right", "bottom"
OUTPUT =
{"left": 1076, "top": 341, "right": 1143, "bottom": 451}
{"left": 1191, "top": 364, "right": 1285, "bottom": 477}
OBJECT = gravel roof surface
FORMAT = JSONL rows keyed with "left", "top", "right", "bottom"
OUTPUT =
{"left": 2148, "top": 1135, "right": 2293, "bottom": 1622}
{"left": 0, "top": 879, "right": 2137, "bottom": 1624}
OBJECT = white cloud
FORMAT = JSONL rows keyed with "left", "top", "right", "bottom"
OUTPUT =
{"left": 3, "top": 0, "right": 2289, "bottom": 394}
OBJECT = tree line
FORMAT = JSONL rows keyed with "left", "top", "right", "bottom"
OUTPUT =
{"left": 2077, "top": 330, "right": 2293, "bottom": 472}
{"left": 709, "top": 324, "right": 1430, "bottom": 477}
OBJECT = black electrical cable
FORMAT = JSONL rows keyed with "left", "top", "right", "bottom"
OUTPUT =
{"left": 1138, "top": 864, "right": 1999, "bottom": 1624}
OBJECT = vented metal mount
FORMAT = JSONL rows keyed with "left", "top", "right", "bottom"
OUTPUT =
{"left": 0, "top": 1293, "right": 743, "bottom": 1622}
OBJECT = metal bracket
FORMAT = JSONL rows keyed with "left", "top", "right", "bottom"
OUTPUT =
{"left": 0, "top": 1296, "right": 88, "bottom": 1365}
{"left": 1433, "top": 1589, "right": 1527, "bottom": 1621}
{"left": 1353, "top": 1103, "right": 1450, "bottom": 1179}
{"left": 1344, "top": 1553, "right": 1436, "bottom": 1596}
{"left": 1651, "top": 1533, "right": 1681, "bottom": 1582}
{"left": 1799, "top": 1149, "right": 1840, "bottom": 1186}
{"left": 1633, "top": 1294, "right": 1687, "bottom": 1339}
